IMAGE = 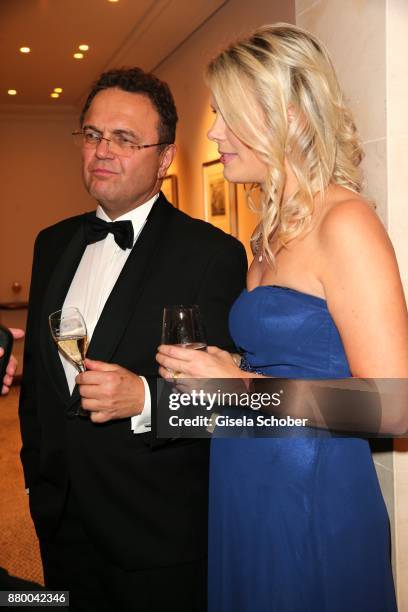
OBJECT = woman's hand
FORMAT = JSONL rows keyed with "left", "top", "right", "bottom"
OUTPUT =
{"left": 156, "top": 345, "right": 245, "bottom": 381}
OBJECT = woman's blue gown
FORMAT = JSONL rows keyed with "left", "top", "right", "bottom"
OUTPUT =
{"left": 208, "top": 286, "right": 396, "bottom": 612}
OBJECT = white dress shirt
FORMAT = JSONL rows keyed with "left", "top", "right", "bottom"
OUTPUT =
{"left": 60, "top": 193, "right": 159, "bottom": 433}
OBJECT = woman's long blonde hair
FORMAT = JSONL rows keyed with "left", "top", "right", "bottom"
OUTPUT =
{"left": 206, "top": 23, "right": 364, "bottom": 264}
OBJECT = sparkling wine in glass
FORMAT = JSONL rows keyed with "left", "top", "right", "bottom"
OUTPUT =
{"left": 49, "top": 306, "right": 88, "bottom": 416}
{"left": 161, "top": 305, "right": 207, "bottom": 350}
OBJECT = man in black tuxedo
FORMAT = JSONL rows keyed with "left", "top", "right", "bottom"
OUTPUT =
{"left": 19, "top": 68, "right": 247, "bottom": 611}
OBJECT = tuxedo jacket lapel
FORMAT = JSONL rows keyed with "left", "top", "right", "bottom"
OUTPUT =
{"left": 40, "top": 218, "right": 88, "bottom": 406}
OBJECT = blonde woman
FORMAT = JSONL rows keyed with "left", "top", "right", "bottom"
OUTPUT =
{"left": 157, "top": 24, "right": 407, "bottom": 611}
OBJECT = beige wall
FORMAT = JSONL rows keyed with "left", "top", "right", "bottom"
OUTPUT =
{"left": 0, "top": 110, "right": 93, "bottom": 303}
{"left": 296, "top": 0, "right": 408, "bottom": 606}
{"left": 388, "top": 0, "right": 408, "bottom": 293}
{"left": 155, "top": 0, "right": 295, "bottom": 261}
{"left": 387, "top": 0, "right": 408, "bottom": 606}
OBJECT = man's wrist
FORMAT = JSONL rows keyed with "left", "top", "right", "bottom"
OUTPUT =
{"left": 131, "top": 375, "right": 146, "bottom": 416}
{"left": 130, "top": 376, "right": 151, "bottom": 432}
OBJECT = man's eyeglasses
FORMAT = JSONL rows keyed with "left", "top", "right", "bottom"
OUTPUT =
{"left": 72, "top": 129, "right": 171, "bottom": 157}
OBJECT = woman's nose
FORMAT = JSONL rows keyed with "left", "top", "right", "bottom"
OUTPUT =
{"left": 207, "top": 114, "right": 226, "bottom": 143}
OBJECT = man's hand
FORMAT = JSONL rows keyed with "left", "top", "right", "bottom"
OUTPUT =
{"left": 75, "top": 358, "right": 145, "bottom": 423}
{"left": 1, "top": 328, "right": 25, "bottom": 395}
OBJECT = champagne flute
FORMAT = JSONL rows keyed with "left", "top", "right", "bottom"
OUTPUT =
{"left": 161, "top": 305, "right": 207, "bottom": 350}
{"left": 49, "top": 306, "right": 88, "bottom": 416}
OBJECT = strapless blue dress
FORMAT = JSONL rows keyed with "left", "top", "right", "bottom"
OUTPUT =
{"left": 208, "top": 286, "right": 396, "bottom": 612}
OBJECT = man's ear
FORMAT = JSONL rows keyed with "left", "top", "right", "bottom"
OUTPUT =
{"left": 158, "top": 144, "right": 176, "bottom": 179}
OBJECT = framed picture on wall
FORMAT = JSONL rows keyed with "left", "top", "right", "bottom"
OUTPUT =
{"left": 202, "top": 160, "right": 238, "bottom": 236}
{"left": 161, "top": 174, "right": 179, "bottom": 208}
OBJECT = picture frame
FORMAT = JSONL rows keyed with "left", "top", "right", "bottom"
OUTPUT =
{"left": 161, "top": 174, "right": 179, "bottom": 208}
{"left": 202, "top": 160, "right": 238, "bottom": 236}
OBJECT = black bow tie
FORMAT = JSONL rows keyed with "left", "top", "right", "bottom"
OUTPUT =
{"left": 84, "top": 215, "right": 134, "bottom": 250}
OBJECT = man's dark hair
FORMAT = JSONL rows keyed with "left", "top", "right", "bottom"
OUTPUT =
{"left": 80, "top": 67, "right": 178, "bottom": 144}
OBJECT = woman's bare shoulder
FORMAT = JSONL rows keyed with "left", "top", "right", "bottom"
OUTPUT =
{"left": 317, "top": 189, "right": 390, "bottom": 254}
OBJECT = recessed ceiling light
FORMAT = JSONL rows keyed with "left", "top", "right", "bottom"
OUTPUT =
{"left": 108, "top": 0, "right": 119, "bottom": 3}
{"left": 7, "top": 89, "right": 17, "bottom": 96}
{"left": 73, "top": 52, "right": 84, "bottom": 59}
{"left": 50, "top": 93, "right": 59, "bottom": 98}
{"left": 54, "top": 87, "right": 63, "bottom": 93}
{"left": 20, "top": 46, "right": 31, "bottom": 53}
{"left": 78, "top": 44, "right": 89, "bottom": 51}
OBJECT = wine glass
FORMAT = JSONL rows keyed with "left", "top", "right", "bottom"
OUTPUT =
{"left": 49, "top": 306, "right": 88, "bottom": 416}
{"left": 161, "top": 305, "right": 207, "bottom": 350}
